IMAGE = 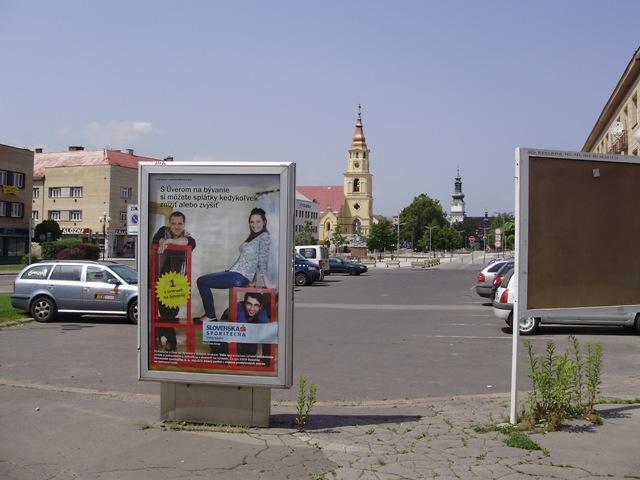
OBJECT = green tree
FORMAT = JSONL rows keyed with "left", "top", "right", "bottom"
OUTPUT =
{"left": 34, "top": 220, "right": 62, "bottom": 243}
{"left": 366, "top": 219, "right": 395, "bottom": 254}
{"left": 432, "top": 223, "right": 462, "bottom": 251}
{"left": 398, "top": 194, "right": 447, "bottom": 251}
{"left": 490, "top": 212, "right": 515, "bottom": 250}
{"left": 330, "top": 223, "right": 348, "bottom": 252}
{"left": 294, "top": 220, "right": 317, "bottom": 246}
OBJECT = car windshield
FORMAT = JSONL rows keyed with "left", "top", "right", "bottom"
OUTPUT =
{"left": 109, "top": 264, "right": 138, "bottom": 284}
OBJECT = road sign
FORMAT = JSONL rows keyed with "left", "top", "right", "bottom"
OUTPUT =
{"left": 127, "top": 204, "right": 139, "bottom": 235}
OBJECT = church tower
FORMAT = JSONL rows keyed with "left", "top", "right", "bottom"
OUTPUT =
{"left": 343, "top": 105, "right": 373, "bottom": 236}
{"left": 450, "top": 169, "right": 465, "bottom": 223}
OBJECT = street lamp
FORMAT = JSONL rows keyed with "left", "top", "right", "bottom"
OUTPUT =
{"left": 99, "top": 211, "right": 111, "bottom": 261}
{"left": 395, "top": 216, "right": 405, "bottom": 257}
{"left": 426, "top": 225, "right": 437, "bottom": 258}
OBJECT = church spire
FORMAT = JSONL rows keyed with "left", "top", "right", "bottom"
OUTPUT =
{"left": 350, "top": 104, "right": 368, "bottom": 150}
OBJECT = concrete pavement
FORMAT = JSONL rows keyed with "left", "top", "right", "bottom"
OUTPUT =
{"left": 1, "top": 370, "right": 638, "bottom": 479}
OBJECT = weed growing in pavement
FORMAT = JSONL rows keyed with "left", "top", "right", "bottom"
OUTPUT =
{"left": 294, "top": 375, "right": 318, "bottom": 432}
{"left": 504, "top": 431, "right": 543, "bottom": 451}
{"left": 163, "top": 421, "right": 248, "bottom": 433}
{"left": 522, "top": 336, "right": 604, "bottom": 430}
{"left": 597, "top": 397, "right": 640, "bottom": 405}
{"left": 365, "top": 428, "right": 375, "bottom": 435}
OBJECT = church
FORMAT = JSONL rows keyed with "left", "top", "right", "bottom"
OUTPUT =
{"left": 297, "top": 108, "right": 374, "bottom": 244}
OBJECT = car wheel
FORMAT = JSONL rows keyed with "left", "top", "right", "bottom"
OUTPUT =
{"left": 30, "top": 296, "right": 57, "bottom": 323}
{"left": 295, "top": 272, "right": 308, "bottom": 286}
{"left": 127, "top": 299, "right": 138, "bottom": 324}
{"left": 519, "top": 316, "right": 539, "bottom": 335}
{"left": 634, "top": 313, "right": 640, "bottom": 334}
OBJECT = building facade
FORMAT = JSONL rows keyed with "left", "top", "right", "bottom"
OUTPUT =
{"left": 449, "top": 169, "right": 466, "bottom": 223}
{"left": 0, "top": 144, "right": 34, "bottom": 264}
{"left": 33, "top": 147, "right": 162, "bottom": 257}
{"left": 297, "top": 108, "right": 374, "bottom": 243}
{"left": 583, "top": 47, "right": 640, "bottom": 156}
{"left": 294, "top": 192, "right": 320, "bottom": 240}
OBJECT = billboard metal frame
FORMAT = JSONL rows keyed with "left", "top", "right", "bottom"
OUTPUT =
{"left": 137, "top": 161, "right": 295, "bottom": 388}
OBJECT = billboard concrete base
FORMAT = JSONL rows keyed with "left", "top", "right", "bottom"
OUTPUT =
{"left": 160, "top": 382, "right": 271, "bottom": 427}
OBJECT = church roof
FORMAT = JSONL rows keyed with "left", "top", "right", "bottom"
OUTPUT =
{"left": 350, "top": 106, "right": 368, "bottom": 150}
{"left": 296, "top": 186, "right": 345, "bottom": 213}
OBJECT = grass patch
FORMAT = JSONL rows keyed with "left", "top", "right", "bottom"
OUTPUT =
{"left": 504, "top": 431, "right": 543, "bottom": 451}
{"left": 0, "top": 293, "right": 31, "bottom": 326}
{"left": 0, "top": 264, "right": 23, "bottom": 272}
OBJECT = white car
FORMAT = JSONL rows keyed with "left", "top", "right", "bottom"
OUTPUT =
{"left": 492, "top": 268, "right": 640, "bottom": 335}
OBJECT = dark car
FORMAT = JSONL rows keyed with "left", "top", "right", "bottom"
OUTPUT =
{"left": 295, "top": 253, "right": 320, "bottom": 286}
{"left": 328, "top": 257, "right": 368, "bottom": 275}
{"left": 489, "top": 260, "right": 514, "bottom": 300}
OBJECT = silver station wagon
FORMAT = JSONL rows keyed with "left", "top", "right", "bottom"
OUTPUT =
{"left": 11, "top": 260, "right": 138, "bottom": 323}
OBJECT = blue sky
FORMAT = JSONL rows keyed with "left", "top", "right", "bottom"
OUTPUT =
{"left": 1, "top": 0, "right": 638, "bottom": 216}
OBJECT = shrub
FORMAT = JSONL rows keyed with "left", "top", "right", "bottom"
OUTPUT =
{"left": 21, "top": 253, "right": 40, "bottom": 264}
{"left": 41, "top": 239, "right": 100, "bottom": 260}
{"left": 522, "top": 336, "right": 604, "bottom": 430}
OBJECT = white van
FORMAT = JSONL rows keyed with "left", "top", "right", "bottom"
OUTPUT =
{"left": 295, "top": 245, "right": 330, "bottom": 279}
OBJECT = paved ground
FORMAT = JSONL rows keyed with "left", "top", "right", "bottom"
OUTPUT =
{"left": 1, "top": 260, "right": 639, "bottom": 478}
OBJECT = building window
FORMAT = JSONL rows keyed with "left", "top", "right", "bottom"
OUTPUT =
{"left": 70, "top": 210, "right": 82, "bottom": 221}
{"left": 353, "top": 178, "right": 360, "bottom": 192}
{"left": 71, "top": 187, "right": 83, "bottom": 197}
{"left": 33, "top": 187, "right": 40, "bottom": 198}
{"left": 632, "top": 94, "right": 638, "bottom": 127}
{"left": 11, "top": 172, "right": 25, "bottom": 188}
{"left": 0, "top": 201, "right": 6, "bottom": 216}
{"left": 49, "top": 187, "right": 61, "bottom": 198}
{"left": 120, "top": 211, "right": 127, "bottom": 222}
{"left": 10, "top": 203, "right": 24, "bottom": 218}
{"left": 326, "top": 222, "right": 331, "bottom": 232}
{"left": 120, "top": 187, "right": 132, "bottom": 199}
{"left": 32, "top": 210, "right": 39, "bottom": 220}
{"left": 48, "top": 210, "right": 61, "bottom": 220}
{"left": 0, "top": 170, "right": 7, "bottom": 185}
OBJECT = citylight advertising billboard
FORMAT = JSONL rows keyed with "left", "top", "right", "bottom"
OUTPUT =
{"left": 138, "top": 162, "right": 294, "bottom": 388}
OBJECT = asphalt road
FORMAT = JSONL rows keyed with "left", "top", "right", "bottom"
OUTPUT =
{"left": 1, "top": 266, "right": 638, "bottom": 405}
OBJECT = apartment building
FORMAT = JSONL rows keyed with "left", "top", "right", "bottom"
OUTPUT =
{"left": 294, "top": 192, "right": 319, "bottom": 239}
{"left": 583, "top": 47, "right": 640, "bottom": 156}
{"left": 0, "top": 144, "right": 34, "bottom": 264}
{"left": 33, "top": 146, "right": 163, "bottom": 257}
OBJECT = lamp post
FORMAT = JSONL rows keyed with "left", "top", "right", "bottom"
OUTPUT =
{"left": 394, "top": 215, "right": 405, "bottom": 257}
{"left": 426, "top": 225, "right": 437, "bottom": 258}
{"left": 99, "top": 211, "right": 111, "bottom": 261}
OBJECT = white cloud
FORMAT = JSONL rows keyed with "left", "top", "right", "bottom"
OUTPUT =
{"left": 85, "top": 120, "right": 154, "bottom": 146}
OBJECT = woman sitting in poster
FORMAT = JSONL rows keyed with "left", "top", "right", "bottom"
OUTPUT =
{"left": 194, "top": 207, "right": 271, "bottom": 322}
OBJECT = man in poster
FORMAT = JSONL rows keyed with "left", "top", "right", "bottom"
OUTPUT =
{"left": 236, "top": 291, "right": 271, "bottom": 364}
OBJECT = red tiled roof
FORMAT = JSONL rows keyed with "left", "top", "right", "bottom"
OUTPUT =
{"left": 33, "top": 149, "right": 160, "bottom": 178}
{"left": 296, "top": 186, "right": 345, "bottom": 213}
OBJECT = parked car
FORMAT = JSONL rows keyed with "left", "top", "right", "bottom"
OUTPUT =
{"left": 328, "top": 257, "right": 368, "bottom": 275}
{"left": 295, "top": 245, "right": 330, "bottom": 279}
{"left": 11, "top": 260, "right": 138, "bottom": 323}
{"left": 492, "top": 268, "right": 640, "bottom": 335}
{"left": 489, "top": 260, "right": 514, "bottom": 300}
{"left": 295, "top": 253, "right": 320, "bottom": 286}
{"left": 475, "top": 257, "right": 514, "bottom": 298}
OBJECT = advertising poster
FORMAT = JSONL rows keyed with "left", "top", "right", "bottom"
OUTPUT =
{"left": 138, "top": 163, "right": 294, "bottom": 387}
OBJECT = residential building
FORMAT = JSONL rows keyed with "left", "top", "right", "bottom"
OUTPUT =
{"left": 33, "top": 146, "right": 164, "bottom": 257}
{"left": 583, "top": 46, "right": 640, "bottom": 156}
{"left": 294, "top": 192, "right": 319, "bottom": 240}
{"left": 298, "top": 107, "right": 374, "bottom": 243}
{"left": 0, "top": 144, "right": 33, "bottom": 264}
